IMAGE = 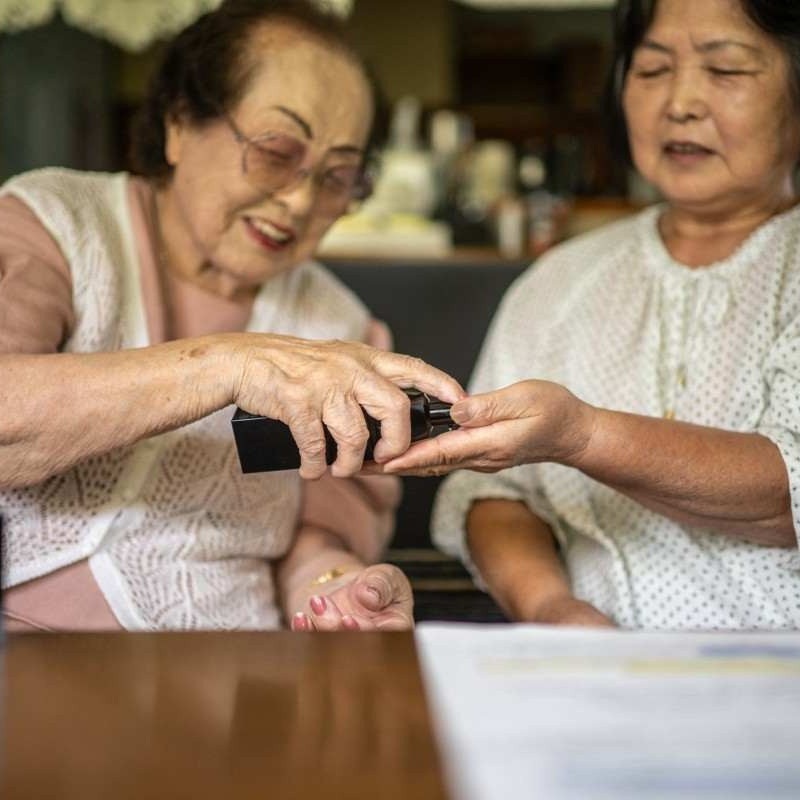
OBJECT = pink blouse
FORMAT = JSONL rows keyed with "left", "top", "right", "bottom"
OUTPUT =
{"left": 0, "top": 176, "right": 396, "bottom": 632}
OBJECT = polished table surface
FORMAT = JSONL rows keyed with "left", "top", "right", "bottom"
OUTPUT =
{"left": 1, "top": 632, "right": 449, "bottom": 800}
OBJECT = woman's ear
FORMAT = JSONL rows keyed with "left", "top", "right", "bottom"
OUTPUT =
{"left": 164, "top": 115, "right": 186, "bottom": 168}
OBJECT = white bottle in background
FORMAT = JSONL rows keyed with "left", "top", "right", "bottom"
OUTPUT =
{"left": 496, "top": 196, "right": 527, "bottom": 259}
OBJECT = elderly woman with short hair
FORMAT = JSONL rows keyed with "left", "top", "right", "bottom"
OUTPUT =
{"left": 0, "top": 0, "right": 462, "bottom": 633}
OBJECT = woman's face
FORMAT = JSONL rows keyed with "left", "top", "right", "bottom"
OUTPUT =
{"left": 162, "top": 24, "right": 372, "bottom": 295}
{"left": 622, "top": 0, "right": 800, "bottom": 216}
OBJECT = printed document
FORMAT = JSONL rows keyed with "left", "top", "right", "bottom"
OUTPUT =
{"left": 416, "top": 623, "right": 800, "bottom": 800}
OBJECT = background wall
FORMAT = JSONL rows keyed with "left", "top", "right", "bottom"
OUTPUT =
{"left": 348, "top": 0, "right": 455, "bottom": 107}
{"left": 0, "top": 18, "right": 115, "bottom": 179}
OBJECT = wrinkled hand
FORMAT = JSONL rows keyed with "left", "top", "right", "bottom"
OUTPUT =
{"left": 378, "top": 379, "right": 595, "bottom": 477}
{"left": 230, "top": 334, "right": 464, "bottom": 479}
{"left": 290, "top": 564, "right": 414, "bottom": 632}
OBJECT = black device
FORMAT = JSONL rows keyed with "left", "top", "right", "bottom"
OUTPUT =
{"left": 232, "top": 389, "right": 457, "bottom": 473}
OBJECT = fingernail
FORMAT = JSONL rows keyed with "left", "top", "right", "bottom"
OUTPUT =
{"left": 342, "top": 615, "right": 360, "bottom": 630}
{"left": 310, "top": 595, "right": 326, "bottom": 615}
{"left": 292, "top": 612, "right": 308, "bottom": 631}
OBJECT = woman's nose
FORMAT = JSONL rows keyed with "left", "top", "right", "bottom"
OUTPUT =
{"left": 665, "top": 67, "right": 707, "bottom": 122}
{"left": 273, "top": 171, "right": 317, "bottom": 218}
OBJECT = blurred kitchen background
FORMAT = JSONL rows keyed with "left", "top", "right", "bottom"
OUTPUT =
{"left": 0, "top": 0, "right": 659, "bottom": 262}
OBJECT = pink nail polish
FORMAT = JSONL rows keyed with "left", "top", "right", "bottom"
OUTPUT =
{"left": 310, "top": 595, "right": 326, "bottom": 615}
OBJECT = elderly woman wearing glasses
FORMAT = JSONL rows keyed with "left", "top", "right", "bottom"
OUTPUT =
{"left": 385, "top": 0, "right": 800, "bottom": 630}
{"left": 0, "top": 0, "right": 462, "bottom": 633}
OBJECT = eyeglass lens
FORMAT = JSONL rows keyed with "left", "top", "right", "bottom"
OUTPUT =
{"left": 243, "top": 133, "right": 371, "bottom": 216}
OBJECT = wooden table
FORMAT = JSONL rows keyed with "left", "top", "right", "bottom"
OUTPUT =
{"left": 0, "top": 632, "right": 449, "bottom": 800}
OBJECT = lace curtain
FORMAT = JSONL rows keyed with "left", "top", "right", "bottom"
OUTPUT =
{"left": 0, "top": 0, "right": 354, "bottom": 51}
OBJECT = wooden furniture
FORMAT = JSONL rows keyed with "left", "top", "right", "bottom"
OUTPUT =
{"left": 0, "top": 632, "right": 448, "bottom": 800}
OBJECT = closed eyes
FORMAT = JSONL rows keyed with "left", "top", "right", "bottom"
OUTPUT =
{"left": 633, "top": 66, "right": 758, "bottom": 79}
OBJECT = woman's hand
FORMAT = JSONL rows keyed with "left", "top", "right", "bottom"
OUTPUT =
{"left": 379, "top": 380, "right": 596, "bottom": 477}
{"left": 290, "top": 563, "right": 413, "bottom": 632}
{"left": 526, "top": 593, "right": 616, "bottom": 627}
{"left": 228, "top": 334, "right": 464, "bottom": 479}
{"left": 0, "top": 335, "right": 461, "bottom": 489}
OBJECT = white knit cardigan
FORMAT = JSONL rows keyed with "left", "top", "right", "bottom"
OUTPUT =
{"left": 0, "top": 168, "right": 370, "bottom": 630}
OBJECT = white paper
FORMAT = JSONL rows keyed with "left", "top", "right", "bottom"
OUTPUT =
{"left": 416, "top": 623, "right": 800, "bottom": 800}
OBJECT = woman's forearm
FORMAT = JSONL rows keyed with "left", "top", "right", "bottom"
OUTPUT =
{"left": 1, "top": 332, "right": 465, "bottom": 488}
{"left": 0, "top": 337, "right": 236, "bottom": 488}
{"left": 466, "top": 499, "right": 572, "bottom": 620}
{"left": 2, "top": 332, "right": 465, "bottom": 488}
{"left": 386, "top": 380, "right": 797, "bottom": 548}
{"left": 572, "top": 408, "right": 794, "bottom": 546}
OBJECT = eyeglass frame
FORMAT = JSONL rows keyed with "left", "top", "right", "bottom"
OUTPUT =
{"left": 220, "top": 112, "right": 375, "bottom": 214}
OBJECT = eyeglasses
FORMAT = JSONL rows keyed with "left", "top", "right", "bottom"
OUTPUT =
{"left": 222, "top": 114, "right": 373, "bottom": 218}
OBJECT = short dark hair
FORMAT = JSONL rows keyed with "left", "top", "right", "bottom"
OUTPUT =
{"left": 129, "top": 0, "right": 385, "bottom": 183}
{"left": 607, "top": 0, "right": 800, "bottom": 165}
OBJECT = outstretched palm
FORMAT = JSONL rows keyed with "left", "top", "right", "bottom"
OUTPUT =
{"left": 291, "top": 563, "right": 414, "bottom": 631}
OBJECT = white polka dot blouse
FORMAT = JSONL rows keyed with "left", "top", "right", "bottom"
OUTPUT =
{"left": 432, "top": 204, "right": 800, "bottom": 630}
